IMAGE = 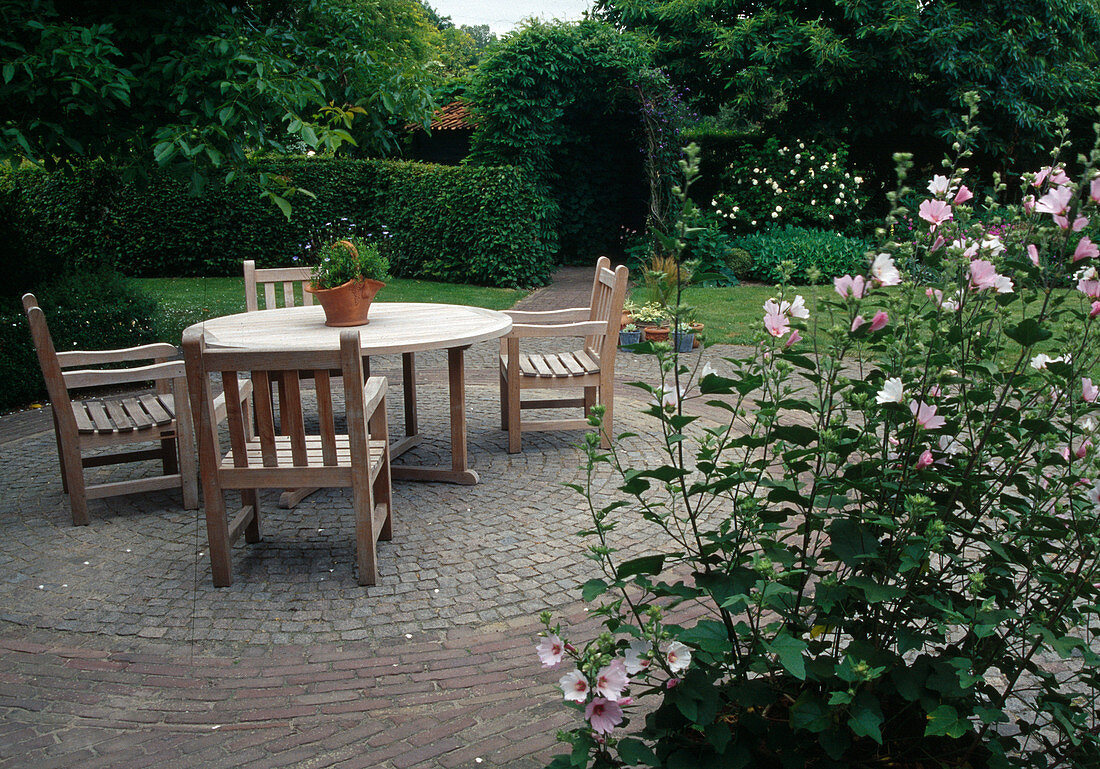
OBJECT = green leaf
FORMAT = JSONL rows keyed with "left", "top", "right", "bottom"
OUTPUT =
{"left": 618, "top": 738, "right": 659, "bottom": 766}
{"left": 847, "top": 692, "right": 884, "bottom": 744}
{"left": 764, "top": 634, "right": 807, "bottom": 680}
{"left": 2, "top": 63, "right": 13, "bottom": 84}
{"left": 616, "top": 555, "right": 665, "bottom": 579}
{"left": 925, "top": 704, "right": 969, "bottom": 738}
{"left": 790, "top": 691, "right": 830, "bottom": 732}
{"left": 1005, "top": 317, "right": 1052, "bottom": 347}
{"left": 581, "top": 578, "right": 608, "bottom": 601}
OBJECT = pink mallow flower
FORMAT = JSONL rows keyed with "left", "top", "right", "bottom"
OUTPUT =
{"left": 594, "top": 659, "right": 629, "bottom": 701}
{"left": 585, "top": 698, "right": 625, "bottom": 735}
{"left": 764, "top": 309, "right": 790, "bottom": 338}
{"left": 537, "top": 634, "right": 564, "bottom": 668}
{"left": 834, "top": 274, "right": 867, "bottom": 299}
{"left": 1028, "top": 244, "right": 1040, "bottom": 267}
{"left": 785, "top": 328, "right": 802, "bottom": 348}
{"left": 1079, "top": 279, "right": 1100, "bottom": 300}
{"left": 870, "top": 310, "right": 889, "bottom": 331}
{"left": 1084, "top": 378, "right": 1099, "bottom": 403}
{"left": 910, "top": 400, "right": 947, "bottom": 431}
{"left": 1091, "top": 301, "right": 1100, "bottom": 319}
{"left": 559, "top": 670, "right": 589, "bottom": 703}
{"left": 915, "top": 450, "right": 934, "bottom": 470}
{"left": 1074, "top": 237, "right": 1098, "bottom": 263}
{"left": 918, "top": 199, "right": 953, "bottom": 227}
{"left": 1035, "top": 186, "right": 1073, "bottom": 218}
{"left": 1056, "top": 214, "right": 1089, "bottom": 232}
{"left": 954, "top": 185, "right": 973, "bottom": 204}
{"left": 851, "top": 315, "right": 866, "bottom": 333}
{"left": 969, "top": 260, "right": 1000, "bottom": 292}
{"left": 1090, "top": 177, "right": 1100, "bottom": 204}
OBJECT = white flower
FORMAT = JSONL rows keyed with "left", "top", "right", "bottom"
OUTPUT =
{"left": 664, "top": 641, "right": 691, "bottom": 673}
{"left": 1031, "top": 353, "right": 1068, "bottom": 370}
{"left": 700, "top": 361, "right": 719, "bottom": 380}
{"left": 560, "top": 670, "right": 589, "bottom": 702}
{"left": 623, "top": 639, "right": 652, "bottom": 675}
{"left": 536, "top": 634, "right": 564, "bottom": 668}
{"left": 994, "top": 275, "right": 1014, "bottom": 294}
{"left": 927, "top": 174, "right": 953, "bottom": 196}
{"left": 981, "top": 236, "right": 1005, "bottom": 256}
{"left": 786, "top": 295, "right": 810, "bottom": 319}
{"left": 871, "top": 253, "right": 901, "bottom": 286}
{"left": 876, "top": 377, "right": 906, "bottom": 405}
{"left": 771, "top": 211, "right": 778, "bottom": 218}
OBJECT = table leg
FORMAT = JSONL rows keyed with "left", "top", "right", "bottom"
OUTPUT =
{"left": 390, "top": 345, "right": 478, "bottom": 485}
{"left": 390, "top": 352, "right": 422, "bottom": 459}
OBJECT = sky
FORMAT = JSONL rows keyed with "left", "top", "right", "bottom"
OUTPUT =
{"left": 429, "top": 0, "right": 593, "bottom": 34}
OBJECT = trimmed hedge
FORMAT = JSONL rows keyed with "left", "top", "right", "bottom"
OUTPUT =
{"left": 1, "top": 272, "right": 161, "bottom": 413}
{"left": 734, "top": 226, "right": 871, "bottom": 285}
{"left": 0, "top": 157, "right": 558, "bottom": 292}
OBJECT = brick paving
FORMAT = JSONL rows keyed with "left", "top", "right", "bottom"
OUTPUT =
{"left": 0, "top": 265, "right": 741, "bottom": 768}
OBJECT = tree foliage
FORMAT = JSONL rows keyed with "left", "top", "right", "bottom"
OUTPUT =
{"left": 467, "top": 20, "right": 661, "bottom": 260}
{"left": 595, "top": 0, "right": 1100, "bottom": 169}
{"left": 0, "top": 0, "right": 438, "bottom": 208}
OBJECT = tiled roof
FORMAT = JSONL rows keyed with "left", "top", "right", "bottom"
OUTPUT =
{"left": 427, "top": 101, "right": 475, "bottom": 131}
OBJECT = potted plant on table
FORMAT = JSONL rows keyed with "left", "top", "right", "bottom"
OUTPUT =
{"left": 304, "top": 237, "right": 389, "bottom": 327}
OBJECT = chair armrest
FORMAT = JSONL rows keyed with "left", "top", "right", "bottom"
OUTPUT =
{"left": 212, "top": 377, "right": 254, "bottom": 426}
{"left": 504, "top": 308, "right": 591, "bottom": 323}
{"left": 62, "top": 360, "right": 187, "bottom": 389}
{"left": 363, "top": 375, "right": 387, "bottom": 416}
{"left": 506, "top": 321, "right": 608, "bottom": 339}
{"left": 56, "top": 343, "right": 181, "bottom": 368}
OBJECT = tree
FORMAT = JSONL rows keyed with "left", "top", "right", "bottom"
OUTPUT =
{"left": 595, "top": 0, "right": 1100, "bottom": 172}
{"left": 0, "top": 0, "right": 437, "bottom": 212}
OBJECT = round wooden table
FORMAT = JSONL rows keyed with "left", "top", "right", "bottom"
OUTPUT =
{"left": 188, "top": 303, "right": 512, "bottom": 486}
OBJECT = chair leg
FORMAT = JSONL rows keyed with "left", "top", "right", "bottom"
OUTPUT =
{"left": 600, "top": 383, "right": 614, "bottom": 449}
{"left": 584, "top": 386, "right": 596, "bottom": 417}
{"left": 499, "top": 367, "right": 509, "bottom": 431}
{"left": 242, "top": 489, "right": 262, "bottom": 543}
{"left": 160, "top": 437, "right": 178, "bottom": 475}
{"left": 63, "top": 456, "right": 90, "bottom": 526}
{"left": 353, "top": 480, "right": 379, "bottom": 587}
{"left": 204, "top": 490, "right": 233, "bottom": 587}
{"left": 51, "top": 415, "right": 69, "bottom": 494}
{"left": 507, "top": 380, "right": 522, "bottom": 454}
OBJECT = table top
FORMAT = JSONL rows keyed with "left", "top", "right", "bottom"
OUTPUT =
{"left": 187, "top": 303, "right": 512, "bottom": 356}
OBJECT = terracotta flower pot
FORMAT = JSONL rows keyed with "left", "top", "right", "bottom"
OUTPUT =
{"left": 643, "top": 326, "right": 670, "bottom": 342}
{"left": 690, "top": 322, "right": 704, "bottom": 348}
{"left": 305, "top": 278, "right": 385, "bottom": 327}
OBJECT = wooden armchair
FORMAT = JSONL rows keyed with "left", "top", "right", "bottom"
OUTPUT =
{"left": 183, "top": 327, "right": 393, "bottom": 587}
{"left": 243, "top": 260, "right": 314, "bottom": 311}
{"left": 499, "top": 257, "right": 629, "bottom": 453}
{"left": 22, "top": 293, "right": 199, "bottom": 525}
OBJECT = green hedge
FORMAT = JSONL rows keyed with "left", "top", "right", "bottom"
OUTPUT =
{"left": 1, "top": 272, "right": 161, "bottom": 413}
{"left": 734, "top": 226, "right": 871, "bottom": 285}
{"left": 0, "top": 157, "right": 558, "bottom": 291}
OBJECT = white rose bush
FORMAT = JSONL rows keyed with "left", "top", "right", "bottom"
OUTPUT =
{"left": 538, "top": 107, "right": 1100, "bottom": 768}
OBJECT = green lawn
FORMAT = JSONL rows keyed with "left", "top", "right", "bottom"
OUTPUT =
{"left": 632, "top": 284, "right": 834, "bottom": 345}
{"left": 139, "top": 276, "right": 528, "bottom": 344}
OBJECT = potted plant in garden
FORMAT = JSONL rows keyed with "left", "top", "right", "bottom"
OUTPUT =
{"left": 618, "top": 323, "right": 642, "bottom": 347}
{"left": 304, "top": 236, "right": 389, "bottom": 326}
{"left": 534, "top": 126, "right": 1100, "bottom": 769}
{"left": 668, "top": 319, "right": 694, "bottom": 352}
{"left": 631, "top": 303, "right": 671, "bottom": 341}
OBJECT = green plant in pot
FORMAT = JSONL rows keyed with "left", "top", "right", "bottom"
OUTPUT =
{"left": 534, "top": 119, "right": 1100, "bottom": 769}
{"left": 668, "top": 319, "right": 694, "bottom": 352}
{"left": 305, "top": 236, "right": 389, "bottom": 327}
{"left": 619, "top": 323, "right": 642, "bottom": 347}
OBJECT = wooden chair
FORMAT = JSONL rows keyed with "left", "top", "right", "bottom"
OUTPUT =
{"left": 183, "top": 327, "right": 394, "bottom": 587}
{"left": 499, "top": 257, "right": 629, "bottom": 453}
{"left": 22, "top": 293, "right": 199, "bottom": 525}
{"left": 243, "top": 260, "right": 314, "bottom": 312}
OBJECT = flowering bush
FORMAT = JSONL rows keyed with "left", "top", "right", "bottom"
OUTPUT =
{"left": 538, "top": 114, "right": 1100, "bottom": 768}
{"left": 711, "top": 138, "right": 870, "bottom": 236}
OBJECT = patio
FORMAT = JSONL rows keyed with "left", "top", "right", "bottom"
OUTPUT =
{"left": 0, "top": 269, "right": 727, "bottom": 768}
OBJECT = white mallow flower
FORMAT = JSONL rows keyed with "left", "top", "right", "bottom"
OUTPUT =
{"left": 870, "top": 253, "right": 900, "bottom": 287}
{"left": 981, "top": 236, "right": 1005, "bottom": 256}
{"left": 1075, "top": 265, "right": 1099, "bottom": 282}
{"left": 927, "top": 174, "right": 953, "bottom": 196}
{"left": 876, "top": 377, "right": 906, "bottom": 405}
{"left": 700, "top": 361, "right": 720, "bottom": 379}
{"left": 559, "top": 669, "right": 589, "bottom": 702}
{"left": 1031, "top": 353, "right": 1069, "bottom": 370}
{"left": 994, "top": 275, "right": 1014, "bottom": 294}
{"left": 623, "top": 639, "right": 652, "bottom": 675}
{"left": 786, "top": 295, "right": 810, "bottom": 319}
{"left": 664, "top": 641, "right": 692, "bottom": 673}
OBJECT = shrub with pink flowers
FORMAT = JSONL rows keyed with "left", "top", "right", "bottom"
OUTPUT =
{"left": 538, "top": 100, "right": 1099, "bottom": 769}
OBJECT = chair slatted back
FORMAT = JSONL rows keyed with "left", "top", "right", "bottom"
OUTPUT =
{"left": 243, "top": 260, "right": 314, "bottom": 311}
{"left": 584, "top": 256, "right": 630, "bottom": 362}
{"left": 185, "top": 331, "right": 372, "bottom": 484}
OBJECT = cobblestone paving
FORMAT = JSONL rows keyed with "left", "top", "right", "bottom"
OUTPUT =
{"left": 0, "top": 269, "right": 741, "bottom": 768}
